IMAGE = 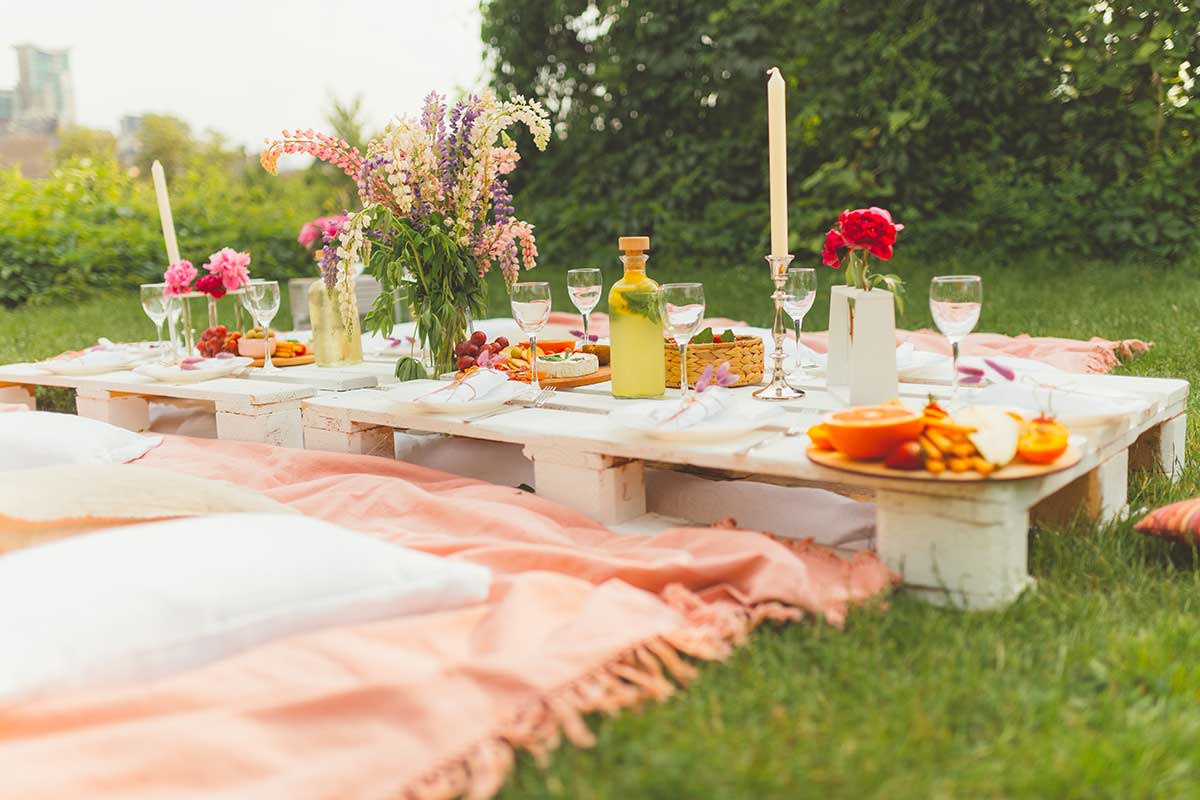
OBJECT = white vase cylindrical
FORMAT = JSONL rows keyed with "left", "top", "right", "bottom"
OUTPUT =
{"left": 826, "top": 285, "right": 899, "bottom": 405}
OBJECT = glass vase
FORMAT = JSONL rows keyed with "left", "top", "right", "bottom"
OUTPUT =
{"left": 308, "top": 279, "right": 363, "bottom": 367}
{"left": 207, "top": 295, "right": 219, "bottom": 329}
{"left": 415, "top": 304, "right": 469, "bottom": 376}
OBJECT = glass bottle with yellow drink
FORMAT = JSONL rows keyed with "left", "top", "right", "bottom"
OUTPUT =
{"left": 608, "top": 236, "right": 665, "bottom": 398}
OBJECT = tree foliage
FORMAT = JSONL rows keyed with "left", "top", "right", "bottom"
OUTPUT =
{"left": 482, "top": 0, "right": 1199, "bottom": 269}
{"left": 53, "top": 127, "right": 118, "bottom": 165}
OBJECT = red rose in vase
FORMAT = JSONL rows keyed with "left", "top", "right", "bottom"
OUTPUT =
{"left": 195, "top": 273, "right": 227, "bottom": 298}
{"left": 820, "top": 205, "right": 906, "bottom": 302}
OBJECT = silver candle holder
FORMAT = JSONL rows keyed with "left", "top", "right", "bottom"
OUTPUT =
{"left": 753, "top": 253, "right": 805, "bottom": 401}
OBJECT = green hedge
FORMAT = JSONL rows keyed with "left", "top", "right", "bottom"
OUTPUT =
{"left": 0, "top": 159, "right": 326, "bottom": 307}
{"left": 483, "top": 0, "right": 1200, "bottom": 270}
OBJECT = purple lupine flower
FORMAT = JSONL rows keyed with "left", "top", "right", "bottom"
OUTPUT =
{"left": 318, "top": 243, "right": 340, "bottom": 290}
{"left": 491, "top": 178, "right": 514, "bottom": 224}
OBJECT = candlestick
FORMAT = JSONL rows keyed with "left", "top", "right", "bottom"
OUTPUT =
{"left": 150, "top": 160, "right": 181, "bottom": 265}
{"left": 766, "top": 67, "right": 788, "bottom": 258}
{"left": 753, "top": 254, "right": 805, "bottom": 401}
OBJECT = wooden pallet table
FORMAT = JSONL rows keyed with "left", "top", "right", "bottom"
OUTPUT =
{"left": 303, "top": 373, "right": 1188, "bottom": 610}
{"left": 0, "top": 365, "right": 314, "bottom": 447}
{"left": 239, "top": 360, "right": 399, "bottom": 392}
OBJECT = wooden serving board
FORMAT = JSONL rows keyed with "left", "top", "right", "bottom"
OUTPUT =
{"left": 542, "top": 365, "right": 611, "bottom": 389}
{"left": 249, "top": 354, "right": 316, "bottom": 368}
{"left": 806, "top": 445, "right": 1082, "bottom": 482}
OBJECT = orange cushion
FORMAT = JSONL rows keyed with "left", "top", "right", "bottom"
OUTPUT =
{"left": 1135, "top": 498, "right": 1200, "bottom": 543}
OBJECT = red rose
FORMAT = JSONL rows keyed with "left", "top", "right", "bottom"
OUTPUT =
{"left": 195, "top": 273, "right": 227, "bottom": 298}
{"left": 821, "top": 228, "right": 845, "bottom": 268}
{"left": 836, "top": 207, "right": 904, "bottom": 261}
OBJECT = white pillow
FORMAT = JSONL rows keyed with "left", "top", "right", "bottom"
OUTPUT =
{"left": 0, "top": 410, "right": 161, "bottom": 472}
{"left": 0, "top": 513, "right": 492, "bottom": 702}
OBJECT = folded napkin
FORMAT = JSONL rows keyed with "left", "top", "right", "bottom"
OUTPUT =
{"left": 418, "top": 369, "right": 510, "bottom": 404}
{"left": 653, "top": 388, "right": 736, "bottom": 431}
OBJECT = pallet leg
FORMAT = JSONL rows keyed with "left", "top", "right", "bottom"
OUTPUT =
{"left": 1130, "top": 413, "right": 1187, "bottom": 482}
{"left": 524, "top": 446, "right": 646, "bottom": 525}
{"left": 0, "top": 384, "right": 35, "bottom": 410}
{"left": 75, "top": 391, "right": 151, "bottom": 432}
{"left": 1032, "top": 449, "right": 1129, "bottom": 527}
{"left": 875, "top": 489, "right": 1034, "bottom": 610}
{"left": 303, "top": 423, "right": 394, "bottom": 456}
{"left": 215, "top": 405, "right": 303, "bottom": 448}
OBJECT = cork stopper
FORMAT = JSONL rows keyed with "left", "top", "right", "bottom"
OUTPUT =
{"left": 618, "top": 236, "right": 650, "bottom": 254}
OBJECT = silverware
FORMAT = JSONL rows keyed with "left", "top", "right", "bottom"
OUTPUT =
{"left": 735, "top": 423, "right": 805, "bottom": 456}
{"left": 464, "top": 385, "right": 557, "bottom": 422}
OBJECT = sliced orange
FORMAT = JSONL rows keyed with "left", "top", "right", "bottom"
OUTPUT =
{"left": 823, "top": 405, "right": 925, "bottom": 461}
{"left": 520, "top": 340, "right": 575, "bottom": 354}
{"left": 808, "top": 423, "right": 835, "bottom": 451}
{"left": 1018, "top": 419, "right": 1069, "bottom": 464}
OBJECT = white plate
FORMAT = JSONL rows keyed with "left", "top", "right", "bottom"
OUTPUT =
{"left": 133, "top": 357, "right": 252, "bottom": 383}
{"left": 611, "top": 402, "right": 786, "bottom": 443}
{"left": 36, "top": 351, "right": 138, "bottom": 375}
{"left": 390, "top": 379, "right": 529, "bottom": 414}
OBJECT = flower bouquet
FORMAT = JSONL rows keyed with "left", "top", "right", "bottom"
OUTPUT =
{"left": 162, "top": 248, "right": 252, "bottom": 353}
{"left": 262, "top": 91, "right": 551, "bottom": 375}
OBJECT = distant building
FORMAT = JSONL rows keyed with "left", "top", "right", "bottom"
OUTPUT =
{"left": 5, "top": 44, "right": 75, "bottom": 134}
{"left": 0, "top": 89, "right": 14, "bottom": 133}
{"left": 117, "top": 114, "right": 144, "bottom": 165}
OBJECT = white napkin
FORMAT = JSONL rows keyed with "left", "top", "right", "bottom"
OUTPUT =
{"left": 971, "top": 380, "right": 1148, "bottom": 425}
{"left": 652, "top": 388, "right": 736, "bottom": 431}
{"left": 420, "top": 369, "right": 510, "bottom": 403}
{"left": 44, "top": 349, "right": 131, "bottom": 371}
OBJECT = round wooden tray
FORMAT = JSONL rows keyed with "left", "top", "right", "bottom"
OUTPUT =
{"left": 806, "top": 445, "right": 1082, "bottom": 482}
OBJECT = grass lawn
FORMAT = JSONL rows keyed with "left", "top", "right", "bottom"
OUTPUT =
{"left": 3, "top": 255, "right": 1200, "bottom": 797}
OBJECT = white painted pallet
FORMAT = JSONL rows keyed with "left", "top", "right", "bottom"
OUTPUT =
{"left": 302, "top": 374, "right": 1189, "bottom": 610}
{"left": 0, "top": 364, "right": 314, "bottom": 448}
{"left": 240, "top": 360, "right": 399, "bottom": 391}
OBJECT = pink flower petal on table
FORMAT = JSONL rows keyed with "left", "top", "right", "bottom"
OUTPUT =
{"left": 984, "top": 358, "right": 1015, "bottom": 381}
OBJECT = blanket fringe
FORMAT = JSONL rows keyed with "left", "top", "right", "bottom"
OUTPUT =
{"left": 403, "top": 584, "right": 809, "bottom": 800}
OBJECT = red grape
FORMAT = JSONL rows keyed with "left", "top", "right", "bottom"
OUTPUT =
{"left": 470, "top": 331, "right": 487, "bottom": 346}
{"left": 464, "top": 342, "right": 481, "bottom": 357}
{"left": 453, "top": 342, "right": 467, "bottom": 356}
{"left": 457, "top": 355, "right": 475, "bottom": 370}
{"left": 495, "top": 337, "right": 509, "bottom": 348}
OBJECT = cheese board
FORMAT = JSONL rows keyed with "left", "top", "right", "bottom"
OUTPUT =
{"left": 541, "top": 365, "right": 612, "bottom": 389}
{"left": 806, "top": 444, "right": 1082, "bottom": 482}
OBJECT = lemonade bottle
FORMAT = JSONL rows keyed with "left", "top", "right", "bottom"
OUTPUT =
{"left": 609, "top": 236, "right": 665, "bottom": 398}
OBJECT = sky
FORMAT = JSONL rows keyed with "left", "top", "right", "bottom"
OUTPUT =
{"left": 0, "top": 0, "right": 487, "bottom": 150}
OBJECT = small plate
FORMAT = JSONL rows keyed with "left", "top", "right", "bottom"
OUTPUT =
{"left": 390, "top": 380, "right": 529, "bottom": 414}
{"left": 133, "top": 357, "right": 252, "bottom": 383}
{"left": 36, "top": 351, "right": 137, "bottom": 375}
{"left": 611, "top": 402, "right": 785, "bottom": 443}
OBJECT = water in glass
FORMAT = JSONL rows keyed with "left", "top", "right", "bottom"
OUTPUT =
{"left": 241, "top": 280, "right": 282, "bottom": 369}
{"left": 661, "top": 282, "right": 705, "bottom": 400}
{"left": 566, "top": 267, "right": 603, "bottom": 349}
{"left": 929, "top": 275, "right": 982, "bottom": 402}
{"left": 510, "top": 281, "right": 552, "bottom": 391}
{"left": 782, "top": 268, "right": 817, "bottom": 373}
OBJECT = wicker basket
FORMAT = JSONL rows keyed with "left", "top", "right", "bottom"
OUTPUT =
{"left": 664, "top": 335, "right": 765, "bottom": 388}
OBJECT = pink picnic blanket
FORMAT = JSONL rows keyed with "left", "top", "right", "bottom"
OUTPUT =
{"left": 0, "top": 436, "right": 895, "bottom": 800}
{"left": 547, "top": 313, "right": 1148, "bottom": 375}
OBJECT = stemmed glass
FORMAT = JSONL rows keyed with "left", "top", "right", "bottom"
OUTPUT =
{"left": 566, "top": 268, "right": 603, "bottom": 351}
{"left": 510, "top": 281, "right": 552, "bottom": 392}
{"left": 930, "top": 275, "right": 983, "bottom": 403}
{"left": 140, "top": 283, "right": 173, "bottom": 364}
{"left": 661, "top": 283, "right": 706, "bottom": 401}
{"left": 241, "top": 280, "right": 282, "bottom": 370}
{"left": 782, "top": 268, "right": 817, "bottom": 375}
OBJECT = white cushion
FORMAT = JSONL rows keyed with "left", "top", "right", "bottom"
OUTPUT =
{"left": 0, "top": 513, "right": 492, "bottom": 702}
{"left": 0, "top": 411, "right": 161, "bottom": 472}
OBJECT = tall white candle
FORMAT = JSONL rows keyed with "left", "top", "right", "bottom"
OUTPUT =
{"left": 150, "top": 160, "right": 182, "bottom": 265}
{"left": 767, "top": 67, "right": 788, "bottom": 257}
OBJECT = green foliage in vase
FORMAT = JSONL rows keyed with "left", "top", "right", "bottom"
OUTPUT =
{"left": 364, "top": 212, "right": 488, "bottom": 374}
{"left": 482, "top": 0, "right": 1200, "bottom": 268}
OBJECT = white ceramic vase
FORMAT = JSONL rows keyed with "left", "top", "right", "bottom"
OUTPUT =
{"left": 826, "top": 285, "right": 899, "bottom": 405}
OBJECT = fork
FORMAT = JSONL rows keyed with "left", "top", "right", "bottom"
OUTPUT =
{"left": 735, "top": 422, "right": 805, "bottom": 456}
{"left": 465, "top": 385, "right": 557, "bottom": 422}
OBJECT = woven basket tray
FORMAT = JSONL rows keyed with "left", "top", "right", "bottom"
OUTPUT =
{"left": 664, "top": 335, "right": 765, "bottom": 388}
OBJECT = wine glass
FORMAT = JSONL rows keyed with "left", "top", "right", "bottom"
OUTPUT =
{"left": 782, "top": 268, "right": 817, "bottom": 374}
{"left": 661, "top": 283, "right": 706, "bottom": 401}
{"left": 567, "top": 268, "right": 603, "bottom": 351}
{"left": 930, "top": 275, "right": 983, "bottom": 402}
{"left": 510, "top": 281, "right": 552, "bottom": 392}
{"left": 140, "top": 283, "right": 171, "bottom": 363}
{"left": 241, "top": 280, "right": 282, "bottom": 370}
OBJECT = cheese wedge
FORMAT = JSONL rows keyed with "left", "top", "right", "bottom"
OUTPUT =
{"left": 538, "top": 352, "right": 599, "bottom": 378}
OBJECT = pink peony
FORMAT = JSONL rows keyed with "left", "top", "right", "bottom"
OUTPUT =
{"left": 163, "top": 260, "right": 197, "bottom": 297}
{"left": 204, "top": 247, "right": 252, "bottom": 291}
{"left": 298, "top": 222, "right": 321, "bottom": 248}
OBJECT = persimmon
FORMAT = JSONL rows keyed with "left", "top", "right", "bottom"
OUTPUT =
{"left": 1018, "top": 417, "right": 1070, "bottom": 464}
